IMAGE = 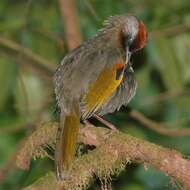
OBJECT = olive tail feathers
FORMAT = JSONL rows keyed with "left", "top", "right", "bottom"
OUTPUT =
{"left": 55, "top": 109, "right": 80, "bottom": 180}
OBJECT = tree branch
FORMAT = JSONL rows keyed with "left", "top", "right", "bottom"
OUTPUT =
{"left": 130, "top": 110, "right": 190, "bottom": 136}
{"left": 0, "top": 139, "right": 25, "bottom": 183}
{"left": 151, "top": 22, "right": 190, "bottom": 37}
{"left": 16, "top": 122, "right": 190, "bottom": 189}
{"left": 140, "top": 88, "right": 190, "bottom": 106}
{"left": 0, "top": 36, "right": 56, "bottom": 74}
{"left": 58, "top": 0, "right": 82, "bottom": 49}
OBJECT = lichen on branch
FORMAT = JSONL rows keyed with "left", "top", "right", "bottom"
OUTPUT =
{"left": 16, "top": 122, "right": 190, "bottom": 190}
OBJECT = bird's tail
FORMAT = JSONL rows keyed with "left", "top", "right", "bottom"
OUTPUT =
{"left": 55, "top": 106, "right": 80, "bottom": 180}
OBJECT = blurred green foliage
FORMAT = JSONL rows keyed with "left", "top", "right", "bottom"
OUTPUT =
{"left": 0, "top": 0, "right": 190, "bottom": 190}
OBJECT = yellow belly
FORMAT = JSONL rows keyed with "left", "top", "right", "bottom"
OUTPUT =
{"left": 82, "top": 64, "right": 124, "bottom": 117}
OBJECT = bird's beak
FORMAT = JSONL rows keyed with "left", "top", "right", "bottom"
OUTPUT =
{"left": 125, "top": 46, "right": 131, "bottom": 65}
{"left": 128, "top": 62, "right": 134, "bottom": 72}
{"left": 125, "top": 46, "right": 134, "bottom": 72}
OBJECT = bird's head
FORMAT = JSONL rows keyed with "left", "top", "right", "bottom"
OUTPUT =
{"left": 103, "top": 15, "right": 148, "bottom": 63}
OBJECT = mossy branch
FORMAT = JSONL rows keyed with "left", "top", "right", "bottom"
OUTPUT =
{"left": 16, "top": 122, "right": 190, "bottom": 189}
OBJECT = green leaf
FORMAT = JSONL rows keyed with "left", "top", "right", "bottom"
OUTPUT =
{"left": 136, "top": 165, "right": 170, "bottom": 189}
{"left": 172, "top": 34, "right": 190, "bottom": 83}
{"left": 152, "top": 36, "right": 184, "bottom": 90}
{"left": 0, "top": 58, "right": 17, "bottom": 111}
{"left": 14, "top": 71, "right": 49, "bottom": 122}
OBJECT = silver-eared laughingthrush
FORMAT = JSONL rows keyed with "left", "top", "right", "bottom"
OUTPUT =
{"left": 54, "top": 14, "right": 148, "bottom": 180}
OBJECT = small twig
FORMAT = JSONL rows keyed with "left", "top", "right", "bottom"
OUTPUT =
{"left": 151, "top": 22, "right": 190, "bottom": 38}
{"left": 141, "top": 88, "right": 190, "bottom": 106}
{"left": 129, "top": 110, "right": 190, "bottom": 137}
{"left": 83, "top": 0, "right": 101, "bottom": 21}
{"left": 0, "top": 139, "right": 25, "bottom": 183}
{"left": 32, "top": 28, "right": 65, "bottom": 50}
{"left": 0, "top": 36, "right": 56, "bottom": 74}
{"left": 0, "top": 125, "right": 25, "bottom": 134}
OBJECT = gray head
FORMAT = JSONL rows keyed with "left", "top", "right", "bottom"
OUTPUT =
{"left": 102, "top": 15, "right": 148, "bottom": 53}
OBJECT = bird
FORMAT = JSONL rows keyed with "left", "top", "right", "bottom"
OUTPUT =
{"left": 54, "top": 14, "right": 148, "bottom": 180}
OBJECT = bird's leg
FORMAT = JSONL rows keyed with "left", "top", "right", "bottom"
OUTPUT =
{"left": 83, "top": 120, "right": 92, "bottom": 126}
{"left": 93, "top": 114, "right": 118, "bottom": 131}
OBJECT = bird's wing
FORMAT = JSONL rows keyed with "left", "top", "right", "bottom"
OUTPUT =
{"left": 80, "top": 62, "right": 125, "bottom": 120}
{"left": 98, "top": 66, "right": 137, "bottom": 115}
{"left": 54, "top": 44, "right": 122, "bottom": 114}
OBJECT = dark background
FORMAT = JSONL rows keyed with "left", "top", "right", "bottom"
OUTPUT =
{"left": 0, "top": 0, "right": 190, "bottom": 189}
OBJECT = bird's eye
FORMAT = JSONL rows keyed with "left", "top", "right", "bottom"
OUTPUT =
{"left": 119, "top": 30, "right": 133, "bottom": 51}
{"left": 125, "top": 35, "right": 133, "bottom": 45}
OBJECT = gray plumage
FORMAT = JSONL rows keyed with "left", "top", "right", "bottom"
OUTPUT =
{"left": 98, "top": 66, "right": 137, "bottom": 116}
{"left": 54, "top": 15, "right": 139, "bottom": 116}
{"left": 53, "top": 14, "right": 148, "bottom": 180}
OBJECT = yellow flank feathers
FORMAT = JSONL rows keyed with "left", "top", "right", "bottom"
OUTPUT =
{"left": 83, "top": 63, "right": 124, "bottom": 117}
